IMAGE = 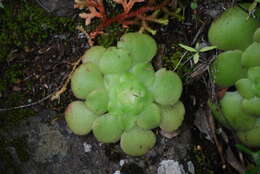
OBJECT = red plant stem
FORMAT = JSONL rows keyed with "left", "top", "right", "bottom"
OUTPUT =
{"left": 90, "top": 0, "right": 170, "bottom": 38}
{"left": 87, "top": 0, "right": 107, "bottom": 20}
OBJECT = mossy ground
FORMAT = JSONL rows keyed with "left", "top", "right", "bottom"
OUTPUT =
{"left": 0, "top": 0, "right": 78, "bottom": 127}
{"left": 0, "top": 0, "right": 88, "bottom": 169}
{"left": 0, "top": 0, "right": 76, "bottom": 62}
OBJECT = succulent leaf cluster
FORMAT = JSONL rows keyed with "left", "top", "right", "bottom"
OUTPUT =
{"left": 208, "top": 4, "right": 260, "bottom": 147}
{"left": 65, "top": 32, "right": 185, "bottom": 156}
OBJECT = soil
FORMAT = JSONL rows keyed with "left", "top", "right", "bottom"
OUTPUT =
{"left": 0, "top": 0, "right": 251, "bottom": 174}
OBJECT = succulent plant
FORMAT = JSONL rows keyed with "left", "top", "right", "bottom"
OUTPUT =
{"left": 210, "top": 50, "right": 246, "bottom": 87}
{"left": 208, "top": 4, "right": 260, "bottom": 51}
{"left": 210, "top": 67, "right": 260, "bottom": 147}
{"left": 82, "top": 46, "right": 106, "bottom": 65}
{"left": 219, "top": 91, "right": 256, "bottom": 131}
{"left": 117, "top": 32, "right": 157, "bottom": 64}
{"left": 236, "top": 67, "right": 260, "bottom": 117}
{"left": 241, "top": 42, "right": 260, "bottom": 68}
{"left": 237, "top": 119, "right": 260, "bottom": 147}
{"left": 65, "top": 101, "right": 98, "bottom": 135}
{"left": 208, "top": 4, "right": 260, "bottom": 148}
{"left": 236, "top": 67, "right": 260, "bottom": 96}
{"left": 65, "top": 32, "right": 185, "bottom": 156}
{"left": 253, "top": 28, "right": 260, "bottom": 43}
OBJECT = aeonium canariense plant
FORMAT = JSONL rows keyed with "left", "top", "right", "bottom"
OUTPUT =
{"left": 208, "top": 4, "right": 260, "bottom": 148}
{"left": 65, "top": 32, "right": 185, "bottom": 156}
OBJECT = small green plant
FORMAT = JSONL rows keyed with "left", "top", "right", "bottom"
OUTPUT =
{"left": 248, "top": 0, "right": 260, "bottom": 17}
{"left": 236, "top": 144, "right": 260, "bottom": 174}
{"left": 65, "top": 32, "right": 185, "bottom": 156}
{"left": 178, "top": 43, "right": 217, "bottom": 64}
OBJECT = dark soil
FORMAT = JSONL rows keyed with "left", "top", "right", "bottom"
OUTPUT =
{"left": 0, "top": 0, "right": 251, "bottom": 173}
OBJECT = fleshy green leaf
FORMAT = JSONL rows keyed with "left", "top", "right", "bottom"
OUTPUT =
{"left": 120, "top": 128, "right": 156, "bottom": 156}
{"left": 65, "top": 101, "right": 98, "bottom": 135}
{"left": 159, "top": 101, "right": 185, "bottom": 132}
{"left": 137, "top": 103, "right": 161, "bottom": 130}
{"left": 85, "top": 88, "right": 108, "bottom": 115}
{"left": 99, "top": 47, "right": 132, "bottom": 74}
{"left": 71, "top": 63, "right": 104, "bottom": 99}
{"left": 117, "top": 32, "right": 157, "bottom": 64}
{"left": 92, "top": 114, "right": 124, "bottom": 143}
{"left": 151, "top": 68, "right": 182, "bottom": 105}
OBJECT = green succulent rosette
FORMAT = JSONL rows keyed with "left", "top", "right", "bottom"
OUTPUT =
{"left": 236, "top": 67, "right": 260, "bottom": 117}
{"left": 208, "top": 4, "right": 260, "bottom": 148}
{"left": 65, "top": 32, "right": 185, "bottom": 156}
{"left": 210, "top": 67, "right": 260, "bottom": 147}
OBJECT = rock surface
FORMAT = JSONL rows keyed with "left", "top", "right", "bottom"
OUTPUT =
{"left": 35, "top": 0, "right": 74, "bottom": 16}
{"left": 0, "top": 110, "right": 192, "bottom": 174}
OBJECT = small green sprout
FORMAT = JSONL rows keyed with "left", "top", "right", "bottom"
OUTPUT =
{"left": 178, "top": 43, "right": 217, "bottom": 64}
{"left": 248, "top": 0, "right": 260, "bottom": 18}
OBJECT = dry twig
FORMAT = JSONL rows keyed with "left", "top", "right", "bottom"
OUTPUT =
{"left": 51, "top": 55, "right": 83, "bottom": 101}
{"left": 0, "top": 93, "right": 53, "bottom": 112}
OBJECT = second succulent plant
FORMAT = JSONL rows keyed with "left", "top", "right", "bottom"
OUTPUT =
{"left": 208, "top": 4, "right": 260, "bottom": 147}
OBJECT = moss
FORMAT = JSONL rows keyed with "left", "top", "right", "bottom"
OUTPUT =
{"left": 0, "top": 92, "right": 35, "bottom": 129}
{"left": 189, "top": 146, "right": 215, "bottom": 174}
{"left": 0, "top": 0, "right": 76, "bottom": 62}
{"left": 96, "top": 24, "right": 128, "bottom": 48}
{"left": 0, "top": 64, "right": 23, "bottom": 92}
{"left": 0, "top": 135, "right": 29, "bottom": 173}
{"left": 162, "top": 48, "right": 192, "bottom": 79}
{"left": 10, "top": 136, "right": 30, "bottom": 162}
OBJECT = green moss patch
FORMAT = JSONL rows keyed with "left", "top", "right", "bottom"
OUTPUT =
{"left": 0, "top": 0, "right": 76, "bottom": 62}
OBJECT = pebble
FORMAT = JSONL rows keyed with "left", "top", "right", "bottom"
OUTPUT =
{"left": 157, "top": 160, "right": 185, "bottom": 174}
{"left": 83, "top": 142, "right": 92, "bottom": 153}
{"left": 113, "top": 170, "right": 121, "bottom": 174}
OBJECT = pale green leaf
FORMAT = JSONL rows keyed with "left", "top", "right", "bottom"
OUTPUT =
{"left": 200, "top": 46, "right": 217, "bottom": 52}
{"left": 193, "top": 53, "right": 200, "bottom": 64}
{"left": 179, "top": 44, "right": 197, "bottom": 52}
{"left": 249, "top": 1, "right": 258, "bottom": 12}
{"left": 195, "top": 42, "right": 200, "bottom": 50}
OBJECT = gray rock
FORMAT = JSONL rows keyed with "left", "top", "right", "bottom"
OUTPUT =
{"left": 35, "top": 0, "right": 74, "bottom": 16}
{"left": 0, "top": 110, "right": 192, "bottom": 174}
